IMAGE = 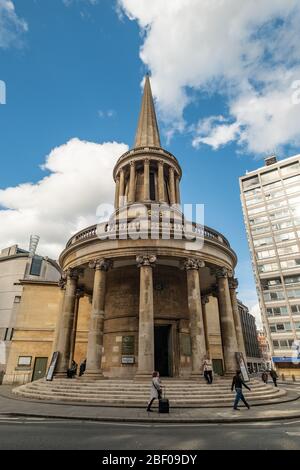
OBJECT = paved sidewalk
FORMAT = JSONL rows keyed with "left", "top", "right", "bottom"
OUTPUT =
{"left": 0, "top": 385, "right": 300, "bottom": 424}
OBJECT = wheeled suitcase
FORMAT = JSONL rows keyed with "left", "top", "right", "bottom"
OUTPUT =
{"left": 159, "top": 388, "right": 169, "bottom": 413}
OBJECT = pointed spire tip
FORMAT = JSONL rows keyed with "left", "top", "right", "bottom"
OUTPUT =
{"left": 134, "top": 75, "right": 161, "bottom": 148}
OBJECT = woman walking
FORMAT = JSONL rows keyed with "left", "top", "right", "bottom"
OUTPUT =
{"left": 146, "top": 371, "right": 162, "bottom": 412}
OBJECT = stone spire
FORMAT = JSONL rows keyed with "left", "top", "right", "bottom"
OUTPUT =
{"left": 134, "top": 75, "right": 161, "bottom": 148}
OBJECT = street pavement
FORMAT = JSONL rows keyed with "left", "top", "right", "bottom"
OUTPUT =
{"left": 0, "top": 415, "right": 300, "bottom": 449}
{"left": 0, "top": 384, "right": 300, "bottom": 449}
{"left": 1, "top": 384, "right": 300, "bottom": 424}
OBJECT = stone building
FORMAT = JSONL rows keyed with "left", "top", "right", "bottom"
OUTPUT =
{"left": 0, "top": 244, "right": 60, "bottom": 382}
{"left": 4, "top": 77, "right": 246, "bottom": 383}
{"left": 238, "top": 300, "right": 263, "bottom": 373}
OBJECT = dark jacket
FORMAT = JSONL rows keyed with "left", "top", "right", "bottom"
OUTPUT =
{"left": 231, "top": 375, "right": 251, "bottom": 391}
{"left": 270, "top": 370, "right": 278, "bottom": 379}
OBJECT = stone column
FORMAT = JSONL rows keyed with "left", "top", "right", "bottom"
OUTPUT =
{"left": 175, "top": 175, "right": 181, "bottom": 205}
{"left": 114, "top": 176, "right": 120, "bottom": 209}
{"left": 51, "top": 280, "right": 67, "bottom": 355}
{"left": 216, "top": 267, "right": 239, "bottom": 374}
{"left": 135, "top": 254, "right": 156, "bottom": 378}
{"left": 229, "top": 277, "right": 247, "bottom": 358}
{"left": 201, "top": 295, "right": 210, "bottom": 355}
{"left": 55, "top": 268, "right": 79, "bottom": 377}
{"left": 184, "top": 258, "right": 207, "bottom": 378}
{"left": 144, "top": 158, "right": 150, "bottom": 201}
{"left": 128, "top": 161, "right": 136, "bottom": 204}
{"left": 169, "top": 166, "right": 176, "bottom": 205}
{"left": 158, "top": 160, "right": 165, "bottom": 202}
{"left": 85, "top": 258, "right": 110, "bottom": 379}
{"left": 68, "top": 289, "right": 84, "bottom": 369}
{"left": 119, "top": 168, "right": 125, "bottom": 206}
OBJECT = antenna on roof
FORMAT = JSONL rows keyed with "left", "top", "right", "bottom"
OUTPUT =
{"left": 29, "top": 235, "right": 40, "bottom": 258}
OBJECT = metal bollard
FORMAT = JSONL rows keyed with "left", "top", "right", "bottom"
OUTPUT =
{"left": 292, "top": 374, "right": 296, "bottom": 382}
{"left": 281, "top": 373, "right": 285, "bottom": 381}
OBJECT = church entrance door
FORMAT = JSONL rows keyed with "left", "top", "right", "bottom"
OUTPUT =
{"left": 154, "top": 325, "right": 172, "bottom": 377}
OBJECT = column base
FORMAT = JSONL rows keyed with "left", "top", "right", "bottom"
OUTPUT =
{"left": 134, "top": 372, "right": 152, "bottom": 381}
{"left": 190, "top": 372, "right": 202, "bottom": 381}
{"left": 53, "top": 371, "right": 67, "bottom": 379}
{"left": 83, "top": 370, "right": 105, "bottom": 380}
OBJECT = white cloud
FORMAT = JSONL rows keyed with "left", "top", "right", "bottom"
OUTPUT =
{"left": 98, "top": 109, "right": 116, "bottom": 119}
{"left": 118, "top": 0, "right": 300, "bottom": 154}
{"left": 250, "top": 303, "right": 263, "bottom": 330}
{"left": 192, "top": 116, "right": 240, "bottom": 150}
{"left": 0, "top": 0, "right": 28, "bottom": 48}
{"left": 0, "top": 138, "right": 128, "bottom": 259}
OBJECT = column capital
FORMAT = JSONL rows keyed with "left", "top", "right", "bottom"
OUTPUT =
{"left": 144, "top": 158, "right": 150, "bottom": 165}
{"left": 89, "top": 258, "right": 111, "bottom": 271}
{"left": 183, "top": 258, "right": 205, "bottom": 270}
{"left": 62, "top": 268, "right": 81, "bottom": 281}
{"left": 169, "top": 165, "right": 175, "bottom": 173}
{"left": 136, "top": 254, "right": 157, "bottom": 268}
{"left": 228, "top": 277, "right": 239, "bottom": 290}
{"left": 201, "top": 295, "right": 209, "bottom": 305}
{"left": 214, "top": 267, "right": 233, "bottom": 279}
{"left": 130, "top": 160, "right": 135, "bottom": 167}
{"left": 58, "top": 275, "right": 66, "bottom": 290}
{"left": 158, "top": 159, "right": 164, "bottom": 166}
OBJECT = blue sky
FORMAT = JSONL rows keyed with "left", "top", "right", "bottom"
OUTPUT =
{"left": 1, "top": 0, "right": 300, "bottom": 324}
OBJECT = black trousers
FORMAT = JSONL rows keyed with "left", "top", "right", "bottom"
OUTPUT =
{"left": 204, "top": 370, "right": 213, "bottom": 384}
{"left": 272, "top": 377, "right": 277, "bottom": 387}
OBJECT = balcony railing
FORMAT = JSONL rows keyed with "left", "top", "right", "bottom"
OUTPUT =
{"left": 65, "top": 221, "right": 231, "bottom": 249}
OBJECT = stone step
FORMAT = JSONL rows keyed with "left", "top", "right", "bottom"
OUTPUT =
{"left": 13, "top": 390, "right": 287, "bottom": 407}
{"left": 20, "top": 384, "right": 278, "bottom": 395}
{"left": 13, "top": 378, "right": 286, "bottom": 408}
{"left": 14, "top": 387, "right": 283, "bottom": 399}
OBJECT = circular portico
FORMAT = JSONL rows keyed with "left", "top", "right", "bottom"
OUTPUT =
{"left": 52, "top": 76, "right": 246, "bottom": 381}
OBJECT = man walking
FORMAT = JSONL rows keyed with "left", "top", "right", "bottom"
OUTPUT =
{"left": 231, "top": 370, "right": 251, "bottom": 410}
{"left": 270, "top": 368, "right": 278, "bottom": 387}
